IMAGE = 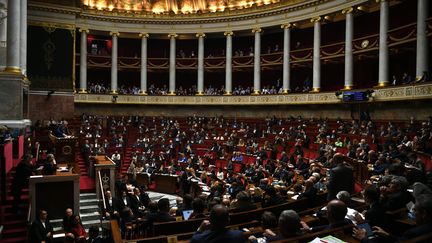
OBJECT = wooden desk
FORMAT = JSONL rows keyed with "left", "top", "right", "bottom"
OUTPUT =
{"left": 94, "top": 156, "right": 116, "bottom": 199}
{"left": 153, "top": 174, "right": 178, "bottom": 194}
{"left": 29, "top": 172, "right": 80, "bottom": 222}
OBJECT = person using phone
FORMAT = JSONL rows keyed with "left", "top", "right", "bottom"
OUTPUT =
{"left": 353, "top": 194, "right": 432, "bottom": 242}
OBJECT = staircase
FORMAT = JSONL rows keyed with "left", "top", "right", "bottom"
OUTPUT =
{"left": 0, "top": 170, "right": 29, "bottom": 243}
{"left": 51, "top": 192, "right": 102, "bottom": 233}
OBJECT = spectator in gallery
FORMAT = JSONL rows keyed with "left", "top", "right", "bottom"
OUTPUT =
{"left": 402, "top": 72, "right": 413, "bottom": 84}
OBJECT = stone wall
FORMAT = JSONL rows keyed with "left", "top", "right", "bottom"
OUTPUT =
{"left": 29, "top": 91, "right": 74, "bottom": 121}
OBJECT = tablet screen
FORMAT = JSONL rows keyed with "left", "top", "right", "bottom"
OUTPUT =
{"left": 182, "top": 210, "right": 193, "bottom": 220}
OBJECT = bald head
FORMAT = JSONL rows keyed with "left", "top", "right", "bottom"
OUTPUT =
{"left": 210, "top": 204, "right": 229, "bottom": 230}
{"left": 327, "top": 199, "right": 347, "bottom": 223}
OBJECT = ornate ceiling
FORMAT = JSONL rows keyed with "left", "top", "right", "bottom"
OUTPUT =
{"left": 83, "top": 0, "right": 297, "bottom": 14}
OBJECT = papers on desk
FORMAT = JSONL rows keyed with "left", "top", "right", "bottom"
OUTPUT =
{"left": 30, "top": 175, "right": 43, "bottom": 178}
{"left": 57, "top": 167, "right": 69, "bottom": 172}
{"left": 351, "top": 197, "right": 365, "bottom": 204}
{"left": 291, "top": 195, "right": 299, "bottom": 200}
{"left": 201, "top": 186, "right": 210, "bottom": 192}
{"left": 310, "top": 235, "right": 346, "bottom": 243}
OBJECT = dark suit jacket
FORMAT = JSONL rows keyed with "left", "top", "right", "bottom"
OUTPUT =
{"left": 364, "top": 202, "right": 391, "bottom": 229}
{"left": 117, "top": 196, "right": 133, "bottom": 211}
{"left": 130, "top": 193, "right": 151, "bottom": 214}
{"left": 30, "top": 219, "right": 54, "bottom": 243}
{"left": 381, "top": 191, "right": 413, "bottom": 211}
{"left": 147, "top": 211, "right": 176, "bottom": 224}
{"left": 231, "top": 203, "right": 258, "bottom": 213}
{"left": 190, "top": 229, "right": 245, "bottom": 243}
{"left": 327, "top": 163, "right": 354, "bottom": 200}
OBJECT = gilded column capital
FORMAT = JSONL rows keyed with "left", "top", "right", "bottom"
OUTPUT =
{"left": 139, "top": 33, "right": 149, "bottom": 38}
{"left": 252, "top": 27, "right": 262, "bottom": 34}
{"left": 281, "top": 23, "right": 295, "bottom": 29}
{"left": 168, "top": 33, "right": 178, "bottom": 38}
{"left": 224, "top": 31, "right": 234, "bottom": 36}
{"left": 196, "top": 32, "right": 206, "bottom": 38}
{"left": 109, "top": 31, "right": 120, "bottom": 37}
{"left": 79, "top": 28, "right": 89, "bottom": 34}
{"left": 310, "top": 16, "right": 322, "bottom": 23}
{"left": 342, "top": 7, "right": 354, "bottom": 15}
{"left": 375, "top": 0, "right": 387, "bottom": 3}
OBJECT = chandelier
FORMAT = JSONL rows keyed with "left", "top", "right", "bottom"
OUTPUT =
{"left": 83, "top": 0, "right": 281, "bottom": 14}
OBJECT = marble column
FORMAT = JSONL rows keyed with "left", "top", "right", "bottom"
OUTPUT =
{"left": 110, "top": 32, "right": 119, "bottom": 93}
{"left": 20, "top": 0, "right": 26, "bottom": 76}
{"left": 252, "top": 27, "right": 262, "bottom": 94}
{"left": 224, "top": 31, "right": 233, "bottom": 95}
{"left": 343, "top": 7, "right": 354, "bottom": 90}
{"left": 196, "top": 33, "right": 205, "bottom": 95}
{"left": 416, "top": 0, "right": 429, "bottom": 80}
{"left": 281, "top": 23, "right": 292, "bottom": 93}
{"left": 79, "top": 29, "right": 89, "bottom": 93}
{"left": 168, "top": 33, "right": 177, "bottom": 95}
{"left": 377, "top": 0, "right": 389, "bottom": 87}
{"left": 311, "top": 17, "right": 321, "bottom": 92}
{"left": 139, "top": 33, "right": 149, "bottom": 95}
{"left": 0, "top": 0, "right": 7, "bottom": 70}
{"left": 5, "top": 0, "right": 20, "bottom": 73}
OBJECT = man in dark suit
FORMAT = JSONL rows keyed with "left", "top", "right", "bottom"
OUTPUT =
{"left": 29, "top": 209, "right": 54, "bottom": 243}
{"left": 117, "top": 190, "right": 133, "bottom": 212}
{"left": 147, "top": 198, "right": 176, "bottom": 224}
{"left": 327, "top": 153, "right": 354, "bottom": 200}
{"left": 190, "top": 204, "right": 245, "bottom": 243}
{"left": 380, "top": 176, "right": 413, "bottom": 211}
{"left": 130, "top": 187, "right": 150, "bottom": 216}
{"left": 12, "top": 154, "right": 35, "bottom": 213}
{"left": 102, "top": 190, "right": 120, "bottom": 220}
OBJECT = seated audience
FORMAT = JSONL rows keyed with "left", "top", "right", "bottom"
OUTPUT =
{"left": 190, "top": 204, "right": 245, "bottom": 243}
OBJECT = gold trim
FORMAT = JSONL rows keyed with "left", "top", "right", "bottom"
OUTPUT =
{"left": 139, "top": 90, "right": 147, "bottom": 95}
{"left": 78, "top": 88, "right": 87, "bottom": 94}
{"left": 224, "top": 31, "right": 234, "bottom": 36}
{"left": 28, "top": 21, "right": 75, "bottom": 30}
{"left": 109, "top": 31, "right": 120, "bottom": 36}
{"left": 196, "top": 33, "right": 206, "bottom": 38}
{"left": 72, "top": 28, "right": 76, "bottom": 93}
{"left": 253, "top": 90, "right": 260, "bottom": 95}
{"left": 310, "top": 87, "right": 321, "bottom": 92}
{"left": 310, "top": 16, "right": 322, "bottom": 23}
{"left": 168, "top": 91, "right": 176, "bottom": 95}
{"left": 377, "top": 81, "right": 389, "bottom": 87}
{"left": 282, "top": 89, "right": 289, "bottom": 94}
{"left": 342, "top": 85, "right": 353, "bottom": 90}
{"left": 281, "top": 23, "right": 295, "bottom": 29}
{"left": 342, "top": 7, "right": 354, "bottom": 15}
{"left": 168, "top": 33, "right": 178, "bottom": 38}
{"left": 79, "top": 28, "right": 89, "bottom": 33}
{"left": 196, "top": 91, "right": 204, "bottom": 95}
{"left": 4, "top": 66, "right": 22, "bottom": 74}
{"left": 224, "top": 92, "right": 232, "bottom": 95}
{"left": 111, "top": 90, "right": 118, "bottom": 94}
{"left": 139, "top": 33, "right": 149, "bottom": 38}
{"left": 252, "top": 27, "right": 262, "bottom": 33}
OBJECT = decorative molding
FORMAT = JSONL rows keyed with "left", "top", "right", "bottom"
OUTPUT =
{"left": 224, "top": 31, "right": 234, "bottom": 36}
{"left": 74, "top": 83, "right": 432, "bottom": 105}
{"left": 196, "top": 33, "right": 206, "bottom": 38}
{"left": 168, "top": 33, "right": 178, "bottom": 38}
{"left": 139, "top": 32, "right": 149, "bottom": 38}
{"left": 109, "top": 31, "right": 120, "bottom": 36}
{"left": 342, "top": 7, "right": 354, "bottom": 15}
{"left": 310, "top": 16, "right": 322, "bottom": 23}
{"left": 252, "top": 27, "right": 262, "bottom": 33}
